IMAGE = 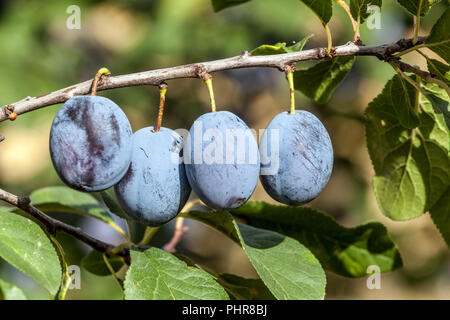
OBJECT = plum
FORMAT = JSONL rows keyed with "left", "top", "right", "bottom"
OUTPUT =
{"left": 259, "top": 110, "right": 333, "bottom": 205}
{"left": 184, "top": 111, "right": 260, "bottom": 209}
{"left": 50, "top": 96, "right": 132, "bottom": 192}
{"left": 114, "top": 127, "right": 191, "bottom": 226}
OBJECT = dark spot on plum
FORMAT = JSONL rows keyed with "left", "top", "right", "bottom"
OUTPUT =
{"left": 109, "top": 113, "right": 121, "bottom": 146}
{"left": 226, "top": 197, "right": 246, "bottom": 208}
{"left": 65, "top": 103, "right": 79, "bottom": 122}
{"left": 140, "top": 147, "right": 149, "bottom": 158}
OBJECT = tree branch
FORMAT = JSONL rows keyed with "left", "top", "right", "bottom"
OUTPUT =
{"left": 389, "top": 58, "right": 450, "bottom": 98}
{"left": 0, "top": 188, "right": 129, "bottom": 258}
{"left": 0, "top": 37, "right": 426, "bottom": 122}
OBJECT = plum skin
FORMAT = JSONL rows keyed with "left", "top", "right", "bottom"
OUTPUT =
{"left": 260, "top": 110, "right": 333, "bottom": 205}
{"left": 184, "top": 111, "right": 260, "bottom": 209}
{"left": 114, "top": 127, "right": 191, "bottom": 226}
{"left": 49, "top": 96, "right": 132, "bottom": 192}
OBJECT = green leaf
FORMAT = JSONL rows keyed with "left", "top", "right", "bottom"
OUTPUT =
{"left": 397, "top": 0, "right": 441, "bottom": 16}
{"left": 294, "top": 56, "right": 355, "bottom": 104}
{"left": 424, "top": 6, "right": 450, "bottom": 63}
{"left": 0, "top": 278, "right": 27, "bottom": 300}
{"left": 183, "top": 210, "right": 326, "bottom": 300}
{"left": 429, "top": 188, "right": 450, "bottom": 247}
{"left": 365, "top": 75, "right": 450, "bottom": 221}
{"left": 217, "top": 273, "right": 275, "bottom": 300}
{"left": 211, "top": 0, "right": 251, "bottom": 12}
{"left": 391, "top": 74, "right": 421, "bottom": 129}
{"left": 81, "top": 250, "right": 125, "bottom": 277}
{"left": 0, "top": 209, "right": 62, "bottom": 295}
{"left": 422, "top": 83, "right": 450, "bottom": 129}
{"left": 427, "top": 58, "right": 450, "bottom": 85}
{"left": 124, "top": 247, "right": 229, "bottom": 300}
{"left": 350, "top": 0, "right": 382, "bottom": 23}
{"left": 29, "top": 186, "right": 114, "bottom": 224}
{"left": 299, "top": 0, "right": 333, "bottom": 23}
{"left": 250, "top": 35, "right": 314, "bottom": 56}
{"left": 231, "top": 202, "right": 402, "bottom": 278}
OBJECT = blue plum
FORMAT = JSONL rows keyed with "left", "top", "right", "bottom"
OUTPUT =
{"left": 184, "top": 111, "right": 260, "bottom": 209}
{"left": 50, "top": 96, "right": 132, "bottom": 192}
{"left": 259, "top": 110, "right": 333, "bottom": 205}
{"left": 114, "top": 127, "right": 191, "bottom": 226}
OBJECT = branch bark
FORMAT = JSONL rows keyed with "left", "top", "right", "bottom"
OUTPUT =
{"left": 0, "top": 37, "right": 426, "bottom": 122}
{"left": 0, "top": 188, "right": 129, "bottom": 258}
{"left": 389, "top": 58, "right": 450, "bottom": 97}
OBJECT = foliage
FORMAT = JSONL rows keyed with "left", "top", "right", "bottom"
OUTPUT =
{"left": 0, "top": 0, "right": 448, "bottom": 300}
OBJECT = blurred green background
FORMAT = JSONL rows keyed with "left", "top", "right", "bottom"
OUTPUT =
{"left": 0, "top": 0, "right": 448, "bottom": 299}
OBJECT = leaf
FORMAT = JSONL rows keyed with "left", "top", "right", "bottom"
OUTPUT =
{"left": 294, "top": 56, "right": 355, "bottom": 104}
{"left": 0, "top": 209, "right": 62, "bottom": 295}
{"left": 250, "top": 35, "right": 314, "bottom": 56}
{"left": 0, "top": 278, "right": 27, "bottom": 300}
{"left": 231, "top": 202, "right": 403, "bottom": 278}
{"left": 424, "top": 6, "right": 450, "bottom": 63}
{"left": 124, "top": 247, "right": 229, "bottom": 300}
{"left": 429, "top": 188, "right": 450, "bottom": 247}
{"left": 211, "top": 0, "right": 251, "bottom": 12}
{"left": 423, "top": 83, "right": 450, "bottom": 129}
{"left": 397, "top": 0, "right": 441, "bottom": 16}
{"left": 365, "top": 75, "right": 450, "bottom": 221}
{"left": 217, "top": 273, "right": 276, "bottom": 300}
{"left": 29, "top": 186, "right": 114, "bottom": 224}
{"left": 183, "top": 210, "right": 326, "bottom": 300}
{"left": 427, "top": 58, "right": 450, "bottom": 85}
{"left": 299, "top": 0, "right": 333, "bottom": 24}
{"left": 390, "top": 74, "right": 420, "bottom": 129}
{"left": 350, "top": 0, "right": 382, "bottom": 23}
{"left": 81, "top": 250, "right": 125, "bottom": 277}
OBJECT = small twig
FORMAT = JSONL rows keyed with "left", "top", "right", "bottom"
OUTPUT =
{"left": 390, "top": 62, "right": 426, "bottom": 95}
{"left": 0, "top": 188, "right": 129, "bottom": 258}
{"left": 162, "top": 199, "right": 202, "bottom": 253}
{"left": 336, "top": 0, "right": 360, "bottom": 43}
{"left": 389, "top": 59, "right": 450, "bottom": 98}
{"left": 163, "top": 218, "right": 189, "bottom": 253}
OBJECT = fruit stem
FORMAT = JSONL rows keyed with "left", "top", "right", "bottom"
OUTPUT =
{"left": 413, "top": 15, "right": 420, "bottom": 45}
{"left": 138, "top": 227, "right": 160, "bottom": 246}
{"left": 91, "top": 67, "right": 111, "bottom": 96}
{"left": 50, "top": 235, "right": 70, "bottom": 300}
{"left": 102, "top": 253, "right": 124, "bottom": 290}
{"left": 204, "top": 76, "right": 217, "bottom": 113}
{"left": 154, "top": 82, "right": 168, "bottom": 132}
{"left": 335, "top": 0, "right": 360, "bottom": 43}
{"left": 162, "top": 199, "right": 201, "bottom": 253}
{"left": 323, "top": 23, "right": 333, "bottom": 54}
{"left": 285, "top": 65, "right": 296, "bottom": 115}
